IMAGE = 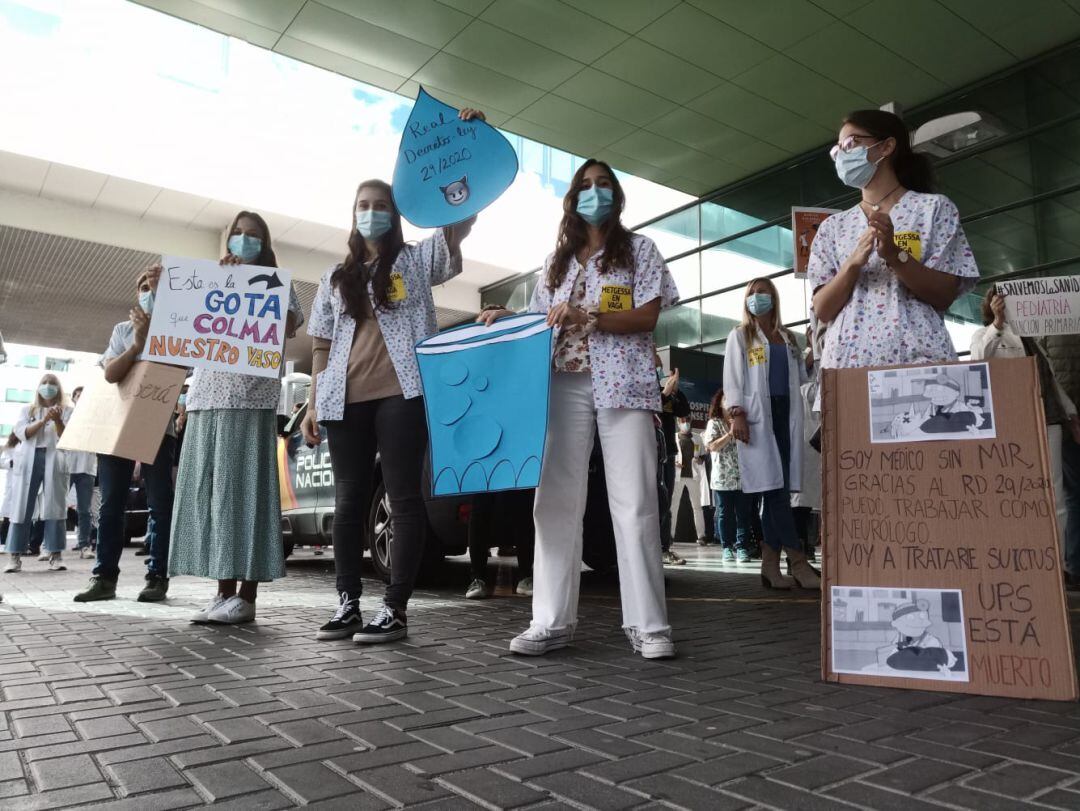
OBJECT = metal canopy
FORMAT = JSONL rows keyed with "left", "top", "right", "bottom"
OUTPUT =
{"left": 132, "top": 0, "right": 1080, "bottom": 196}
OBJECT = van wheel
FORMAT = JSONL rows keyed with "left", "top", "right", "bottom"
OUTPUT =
{"left": 369, "top": 481, "right": 393, "bottom": 584}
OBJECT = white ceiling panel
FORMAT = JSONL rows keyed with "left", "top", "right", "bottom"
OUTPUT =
{"left": 0, "top": 151, "right": 49, "bottom": 195}
{"left": 93, "top": 176, "right": 162, "bottom": 217}
{"left": 39, "top": 165, "right": 109, "bottom": 207}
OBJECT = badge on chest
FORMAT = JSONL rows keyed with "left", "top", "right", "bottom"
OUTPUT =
{"left": 388, "top": 272, "right": 408, "bottom": 303}
{"left": 599, "top": 284, "right": 632, "bottom": 313}
{"left": 893, "top": 231, "right": 923, "bottom": 261}
{"left": 747, "top": 345, "right": 766, "bottom": 367}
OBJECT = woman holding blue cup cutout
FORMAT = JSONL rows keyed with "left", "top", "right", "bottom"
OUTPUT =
{"left": 481, "top": 159, "right": 679, "bottom": 659}
{"left": 303, "top": 109, "right": 484, "bottom": 646}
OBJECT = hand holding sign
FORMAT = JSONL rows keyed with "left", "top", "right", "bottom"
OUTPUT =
{"left": 392, "top": 88, "right": 518, "bottom": 228}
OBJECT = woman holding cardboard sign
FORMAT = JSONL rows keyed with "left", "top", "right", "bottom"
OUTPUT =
{"left": 809, "top": 110, "right": 978, "bottom": 370}
{"left": 724, "top": 279, "right": 818, "bottom": 590}
{"left": 303, "top": 112, "right": 483, "bottom": 646}
{"left": 480, "top": 159, "right": 679, "bottom": 659}
{"left": 169, "top": 211, "right": 305, "bottom": 625}
{"left": 4, "top": 375, "right": 72, "bottom": 573}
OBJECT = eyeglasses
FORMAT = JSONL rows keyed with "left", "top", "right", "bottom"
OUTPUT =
{"left": 829, "top": 134, "right": 879, "bottom": 160}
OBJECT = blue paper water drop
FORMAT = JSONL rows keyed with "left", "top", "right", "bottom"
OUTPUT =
{"left": 391, "top": 87, "right": 519, "bottom": 228}
{"left": 472, "top": 375, "right": 489, "bottom": 392}
{"left": 438, "top": 390, "right": 472, "bottom": 425}
{"left": 440, "top": 359, "right": 468, "bottom": 386}
{"left": 453, "top": 415, "right": 502, "bottom": 460}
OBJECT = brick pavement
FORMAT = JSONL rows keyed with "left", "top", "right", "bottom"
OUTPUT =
{"left": 1, "top": 544, "right": 1079, "bottom": 809}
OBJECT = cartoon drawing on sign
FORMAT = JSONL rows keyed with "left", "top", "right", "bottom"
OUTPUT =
{"left": 868, "top": 363, "right": 996, "bottom": 443}
{"left": 831, "top": 587, "right": 969, "bottom": 682}
{"left": 440, "top": 176, "right": 469, "bottom": 206}
{"left": 415, "top": 314, "right": 553, "bottom": 496}
{"left": 392, "top": 88, "right": 518, "bottom": 228}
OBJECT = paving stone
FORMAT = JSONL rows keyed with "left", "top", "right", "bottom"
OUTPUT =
{"left": 626, "top": 773, "right": 752, "bottom": 810}
{"left": 350, "top": 765, "right": 454, "bottom": 806}
{"left": 29, "top": 753, "right": 102, "bottom": 790}
{"left": 5, "top": 781, "right": 115, "bottom": 808}
{"left": 0, "top": 752, "right": 23, "bottom": 781}
{"left": 249, "top": 739, "right": 364, "bottom": 771}
{"left": 103, "top": 685, "right": 160, "bottom": 705}
{"left": 105, "top": 757, "right": 188, "bottom": 797}
{"left": 408, "top": 745, "right": 523, "bottom": 776}
{"left": 767, "top": 754, "right": 876, "bottom": 790}
{"left": 965, "top": 762, "right": 1071, "bottom": 799}
{"left": 137, "top": 717, "right": 205, "bottom": 742}
{"left": 265, "top": 762, "right": 361, "bottom": 804}
{"left": 74, "top": 715, "right": 137, "bottom": 739}
{"left": 72, "top": 787, "right": 205, "bottom": 811}
{"left": 723, "top": 776, "right": 857, "bottom": 810}
{"left": 437, "top": 768, "right": 548, "bottom": 809}
{"left": 186, "top": 761, "right": 272, "bottom": 801}
{"left": 674, "top": 752, "right": 783, "bottom": 786}
{"left": 202, "top": 717, "right": 273, "bottom": 744}
{"left": 493, "top": 748, "right": 608, "bottom": 781}
{"left": 529, "top": 771, "right": 645, "bottom": 810}
{"left": 582, "top": 750, "right": 693, "bottom": 785}
{"left": 927, "top": 784, "right": 1042, "bottom": 810}
{"left": 479, "top": 727, "right": 568, "bottom": 756}
{"left": 828, "top": 781, "right": 952, "bottom": 810}
{"left": 865, "top": 758, "right": 972, "bottom": 793}
{"left": 1033, "top": 788, "right": 1080, "bottom": 810}
{"left": 13, "top": 716, "right": 70, "bottom": 738}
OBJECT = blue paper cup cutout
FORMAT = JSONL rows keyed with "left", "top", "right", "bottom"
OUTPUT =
{"left": 416, "top": 314, "right": 553, "bottom": 496}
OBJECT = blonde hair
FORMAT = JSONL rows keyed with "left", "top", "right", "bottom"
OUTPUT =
{"left": 740, "top": 277, "right": 793, "bottom": 347}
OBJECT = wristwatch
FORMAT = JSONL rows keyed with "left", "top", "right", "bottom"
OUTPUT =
{"left": 894, "top": 250, "right": 910, "bottom": 265}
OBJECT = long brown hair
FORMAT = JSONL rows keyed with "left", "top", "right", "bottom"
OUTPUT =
{"left": 740, "top": 277, "right": 794, "bottom": 348}
{"left": 227, "top": 211, "right": 278, "bottom": 267}
{"left": 708, "top": 389, "right": 726, "bottom": 422}
{"left": 843, "top": 109, "right": 934, "bottom": 193}
{"left": 547, "top": 159, "right": 633, "bottom": 290}
{"left": 332, "top": 180, "right": 406, "bottom": 318}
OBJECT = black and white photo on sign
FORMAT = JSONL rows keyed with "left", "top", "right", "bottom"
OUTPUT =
{"left": 867, "top": 363, "right": 995, "bottom": 444}
{"left": 831, "top": 586, "right": 969, "bottom": 682}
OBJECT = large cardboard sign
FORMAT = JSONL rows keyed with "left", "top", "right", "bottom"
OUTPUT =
{"left": 392, "top": 87, "right": 518, "bottom": 228}
{"left": 141, "top": 255, "right": 291, "bottom": 378}
{"left": 415, "top": 314, "right": 552, "bottom": 496}
{"left": 998, "top": 276, "right": 1080, "bottom": 337}
{"left": 58, "top": 362, "right": 185, "bottom": 463}
{"left": 792, "top": 207, "right": 840, "bottom": 279}
{"left": 820, "top": 358, "right": 1078, "bottom": 700}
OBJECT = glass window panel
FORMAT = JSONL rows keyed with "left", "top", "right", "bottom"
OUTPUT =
{"left": 700, "top": 289, "right": 746, "bottom": 345}
{"left": 655, "top": 303, "right": 700, "bottom": 348}
{"left": 667, "top": 253, "right": 699, "bottom": 301}
{"left": 638, "top": 206, "right": 699, "bottom": 259}
{"left": 701, "top": 225, "right": 793, "bottom": 297}
{"left": 5, "top": 389, "right": 33, "bottom": 403}
{"left": 45, "top": 357, "right": 70, "bottom": 372}
{"left": 700, "top": 201, "right": 766, "bottom": 245}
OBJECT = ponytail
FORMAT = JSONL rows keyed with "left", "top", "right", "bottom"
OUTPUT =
{"left": 843, "top": 109, "right": 934, "bottom": 193}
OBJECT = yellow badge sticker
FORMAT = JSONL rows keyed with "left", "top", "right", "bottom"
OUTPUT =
{"left": 747, "top": 345, "right": 767, "bottom": 367}
{"left": 388, "top": 272, "right": 408, "bottom": 303}
{"left": 893, "top": 231, "right": 923, "bottom": 261}
{"left": 600, "top": 284, "right": 632, "bottom": 313}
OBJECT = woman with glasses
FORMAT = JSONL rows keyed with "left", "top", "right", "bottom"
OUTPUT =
{"left": 809, "top": 110, "right": 978, "bottom": 370}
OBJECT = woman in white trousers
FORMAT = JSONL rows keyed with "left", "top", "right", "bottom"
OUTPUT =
{"left": 481, "top": 159, "right": 679, "bottom": 659}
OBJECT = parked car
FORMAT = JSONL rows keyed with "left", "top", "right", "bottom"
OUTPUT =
{"left": 276, "top": 403, "right": 659, "bottom": 582}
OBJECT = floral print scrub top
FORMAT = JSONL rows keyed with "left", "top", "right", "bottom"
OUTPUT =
{"left": 553, "top": 271, "right": 591, "bottom": 373}
{"left": 807, "top": 191, "right": 979, "bottom": 370}
{"left": 530, "top": 234, "right": 679, "bottom": 411}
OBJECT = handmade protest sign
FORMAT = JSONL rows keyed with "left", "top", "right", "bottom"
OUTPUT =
{"left": 392, "top": 87, "right": 518, "bottom": 228}
{"left": 792, "top": 207, "right": 839, "bottom": 279}
{"left": 58, "top": 362, "right": 186, "bottom": 463}
{"left": 140, "top": 255, "right": 291, "bottom": 378}
{"left": 820, "top": 358, "right": 1078, "bottom": 700}
{"left": 415, "top": 314, "right": 553, "bottom": 496}
{"left": 997, "top": 276, "right": 1080, "bottom": 337}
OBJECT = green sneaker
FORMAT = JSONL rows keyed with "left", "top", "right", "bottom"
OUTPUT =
{"left": 73, "top": 576, "right": 117, "bottom": 603}
{"left": 137, "top": 575, "right": 169, "bottom": 603}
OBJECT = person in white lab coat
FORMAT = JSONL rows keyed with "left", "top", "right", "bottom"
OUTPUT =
{"left": 4, "top": 374, "right": 72, "bottom": 573}
{"left": 671, "top": 418, "right": 707, "bottom": 541}
{"left": 723, "top": 278, "right": 819, "bottom": 590}
{"left": 67, "top": 386, "right": 98, "bottom": 559}
{"left": 0, "top": 433, "right": 19, "bottom": 549}
{"left": 970, "top": 287, "right": 1079, "bottom": 561}
{"left": 791, "top": 325, "right": 822, "bottom": 564}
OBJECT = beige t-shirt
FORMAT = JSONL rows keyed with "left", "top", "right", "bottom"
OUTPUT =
{"left": 346, "top": 289, "right": 402, "bottom": 403}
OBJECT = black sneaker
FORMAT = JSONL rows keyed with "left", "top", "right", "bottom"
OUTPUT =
{"left": 317, "top": 592, "right": 363, "bottom": 640}
{"left": 137, "top": 575, "right": 169, "bottom": 602}
{"left": 134, "top": 545, "right": 150, "bottom": 557}
{"left": 73, "top": 576, "right": 117, "bottom": 602}
{"left": 353, "top": 603, "right": 407, "bottom": 644}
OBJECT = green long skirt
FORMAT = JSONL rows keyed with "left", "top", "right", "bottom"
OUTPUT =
{"left": 168, "top": 409, "right": 285, "bottom": 582}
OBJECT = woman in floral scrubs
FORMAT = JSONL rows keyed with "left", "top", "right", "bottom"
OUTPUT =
{"left": 809, "top": 109, "right": 979, "bottom": 369}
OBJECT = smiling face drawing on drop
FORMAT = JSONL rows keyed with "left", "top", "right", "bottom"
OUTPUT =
{"left": 440, "top": 176, "right": 469, "bottom": 206}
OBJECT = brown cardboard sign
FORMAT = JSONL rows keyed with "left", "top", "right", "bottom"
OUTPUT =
{"left": 821, "top": 358, "right": 1078, "bottom": 700}
{"left": 58, "top": 362, "right": 185, "bottom": 464}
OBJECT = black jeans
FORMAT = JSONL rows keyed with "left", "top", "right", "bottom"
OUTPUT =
{"left": 468, "top": 489, "right": 535, "bottom": 583}
{"left": 325, "top": 396, "right": 428, "bottom": 609}
{"left": 659, "top": 456, "right": 676, "bottom": 552}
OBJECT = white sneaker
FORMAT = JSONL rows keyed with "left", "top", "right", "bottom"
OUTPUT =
{"left": 207, "top": 595, "right": 255, "bottom": 625}
{"left": 79, "top": 547, "right": 94, "bottom": 560}
{"left": 465, "top": 578, "right": 490, "bottom": 600}
{"left": 509, "top": 626, "right": 569, "bottom": 656}
{"left": 190, "top": 594, "right": 227, "bottom": 624}
{"left": 4, "top": 555, "right": 22, "bottom": 573}
{"left": 47, "top": 553, "right": 66, "bottom": 572}
{"left": 37, "top": 552, "right": 49, "bottom": 562}
{"left": 625, "top": 628, "right": 676, "bottom": 659}
{"left": 515, "top": 577, "right": 533, "bottom": 596}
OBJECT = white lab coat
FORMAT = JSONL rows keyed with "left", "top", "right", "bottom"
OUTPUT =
{"left": 723, "top": 325, "right": 806, "bottom": 494}
{"left": 10, "top": 405, "right": 72, "bottom": 523}
{"left": 970, "top": 324, "right": 1077, "bottom": 417}
{"left": 792, "top": 362, "right": 821, "bottom": 510}
{"left": 0, "top": 446, "right": 16, "bottom": 520}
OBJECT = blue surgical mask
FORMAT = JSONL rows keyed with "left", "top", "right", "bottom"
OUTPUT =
{"left": 576, "top": 186, "right": 614, "bottom": 226}
{"left": 38, "top": 383, "right": 58, "bottom": 400}
{"left": 355, "top": 210, "right": 392, "bottom": 240}
{"left": 138, "top": 290, "right": 154, "bottom": 314}
{"left": 746, "top": 293, "right": 774, "bottom": 316}
{"left": 227, "top": 234, "right": 263, "bottom": 263}
{"left": 834, "top": 142, "right": 883, "bottom": 189}
{"left": 177, "top": 394, "right": 187, "bottom": 407}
